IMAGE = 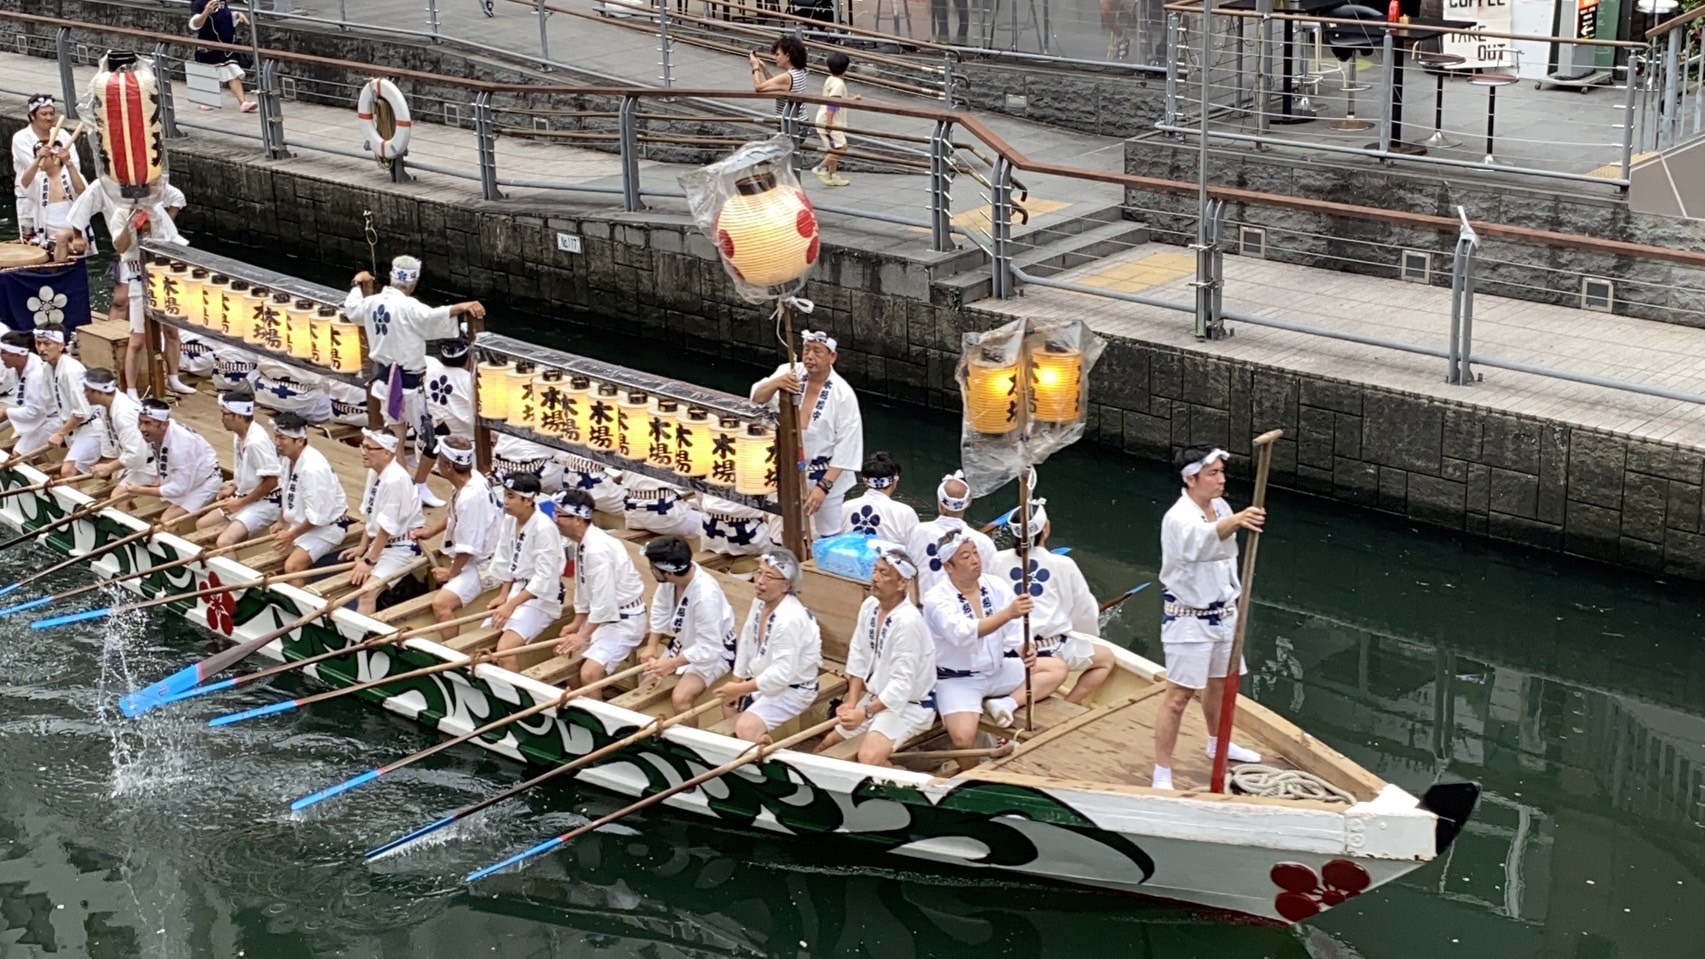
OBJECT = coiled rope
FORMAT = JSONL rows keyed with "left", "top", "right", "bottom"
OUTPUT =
{"left": 1228, "top": 765, "right": 1357, "bottom": 805}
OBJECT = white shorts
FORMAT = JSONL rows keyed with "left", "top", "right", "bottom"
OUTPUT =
{"left": 12, "top": 428, "right": 51, "bottom": 456}
{"left": 484, "top": 602, "right": 556, "bottom": 642}
{"left": 66, "top": 432, "right": 102, "bottom": 472}
{"left": 126, "top": 277, "right": 146, "bottom": 334}
{"left": 676, "top": 654, "right": 733, "bottom": 687}
{"left": 1040, "top": 634, "right": 1097, "bottom": 672}
{"left": 228, "top": 498, "right": 281, "bottom": 534}
{"left": 740, "top": 684, "right": 817, "bottom": 732}
{"left": 294, "top": 523, "right": 344, "bottom": 562}
{"left": 581, "top": 615, "right": 646, "bottom": 669}
{"left": 371, "top": 542, "right": 423, "bottom": 583}
{"left": 817, "top": 122, "right": 848, "bottom": 151}
{"left": 810, "top": 492, "right": 845, "bottom": 539}
{"left": 932, "top": 657, "right": 1026, "bottom": 717}
{"left": 1161, "top": 640, "right": 1246, "bottom": 690}
{"left": 214, "top": 62, "right": 245, "bottom": 83}
{"left": 442, "top": 561, "right": 497, "bottom": 607}
{"left": 171, "top": 473, "right": 223, "bottom": 513}
{"left": 835, "top": 693, "right": 935, "bottom": 744}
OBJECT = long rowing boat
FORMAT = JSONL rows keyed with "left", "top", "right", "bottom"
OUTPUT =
{"left": 0, "top": 244, "right": 1479, "bottom": 924}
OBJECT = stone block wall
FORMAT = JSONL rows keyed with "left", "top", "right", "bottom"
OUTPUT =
{"left": 955, "top": 63, "right": 1166, "bottom": 139}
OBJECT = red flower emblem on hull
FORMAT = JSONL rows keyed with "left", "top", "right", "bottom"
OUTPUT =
{"left": 203, "top": 573, "right": 237, "bottom": 636}
{"left": 1271, "top": 860, "right": 1371, "bottom": 921}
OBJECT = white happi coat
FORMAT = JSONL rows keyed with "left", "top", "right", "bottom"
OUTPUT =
{"left": 908, "top": 516, "right": 997, "bottom": 600}
{"left": 750, "top": 365, "right": 863, "bottom": 499}
{"left": 46, "top": 353, "right": 95, "bottom": 443}
{"left": 561, "top": 452, "right": 624, "bottom": 514}
{"left": 992, "top": 547, "right": 1098, "bottom": 650}
{"left": 96, "top": 391, "right": 151, "bottom": 480}
{"left": 648, "top": 566, "right": 737, "bottom": 670}
{"left": 572, "top": 523, "right": 645, "bottom": 625}
{"left": 341, "top": 285, "right": 459, "bottom": 373}
{"left": 424, "top": 357, "right": 475, "bottom": 435}
{"left": 493, "top": 507, "right": 566, "bottom": 618}
{"left": 232, "top": 420, "right": 282, "bottom": 499}
{"left": 699, "top": 494, "right": 776, "bottom": 557}
{"left": 1159, "top": 490, "right": 1240, "bottom": 644}
{"left": 923, "top": 574, "right": 1021, "bottom": 676}
{"left": 838, "top": 489, "right": 919, "bottom": 544}
{"left": 7, "top": 353, "right": 58, "bottom": 450}
{"left": 360, "top": 459, "right": 426, "bottom": 542}
{"left": 445, "top": 471, "right": 502, "bottom": 566}
{"left": 12, "top": 127, "right": 81, "bottom": 216}
{"left": 848, "top": 596, "right": 936, "bottom": 710}
{"left": 734, "top": 593, "right": 822, "bottom": 696}
{"left": 66, "top": 179, "right": 186, "bottom": 287}
{"left": 282, "top": 445, "right": 348, "bottom": 530}
{"left": 155, "top": 420, "right": 220, "bottom": 506}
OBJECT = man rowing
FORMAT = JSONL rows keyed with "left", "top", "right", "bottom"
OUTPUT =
{"left": 81, "top": 368, "right": 150, "bottom": 486}
{"left": 343, "top": 429, "right": 426, "bottom": 615}
{"left": 125, "top": 398, "right": 222, "bottom": 524}
{"left": 270, "top": 411, "right": 349, "bottom": 574}
{"left": 908, "top": 470, "right": 995, "bottom": 599}
{"left": 486, "top": 473, "right": 566, "bottom": 660}
{"left": 418, "top": 435, "right": 502, "bottom": 641}
{"left": 37, "top": 323, "right": 99, "bottom": 479}
{"left": 639, "top": 534, "right": 736, "bottom": 727}
{"left": 0, "top": 332, "right": 57, "bottom": 456}
{"left": 993, "top": 498, "right": 1115, "bottom": 705}
{"left": 722, "top": 548, "right": 822, "bottom": 743}
{"left": 815, "top": 546, "right": 935, "bottom": 766}
{"left": 1151, "top": 445, "right": 1265, "bottom": 792}
{"left": 196, "top": 386, "right": 282, "bottom": 548}
{"left": 924, "top": 529, "right": 1065, "bottom": 768}
{"left": 749, "top": 329, "right": 863, "bottom": 538}
{"left": 552, "top": 488, "right": 646, "bottom": 698}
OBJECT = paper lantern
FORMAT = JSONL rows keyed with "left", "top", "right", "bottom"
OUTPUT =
{"left": 241, "top": 286, "right": 271, "bottom": 348}
{"left": 260, "top": 292, "right": 291, "bottom": 353}
{"left": 707, "top": 415, "right": 740, "bottom": 489}
{"left": 1031, "top": 346, "right": 1084, "bottom": 424}
{"left": 734, "top": 422, "right": 776, "bottom": 496}
{"left": 965, "top": 354, "right": 1020, "bottom": 435}
{"left": 328, "top": 315, "right": 364, "bottom": 374}
{"left": 220, "top": 279, "right": 250, "bottom": 340}
{"left": 531, "top": 369, "right": 567, "bottom": 438}
{"left": 184, "top": 268, "right": 209, "bottom": 326}
{"left": 477, "top": 359, "right": 512, "bottom": 421}
{"left": 145, "top": 256, "right": 170, "bottom": 317}
{"left": 560, "top": 375, "right": 592, "bottom": 444}
{"left": 506, "top": 362, "right": 538, "bottom": 431}
{"left": 287, "top": 298, "right": 316, "bottom": 360}
{"left": 89, "top": 51, "right": 165, "bottom": 198}
{"left": 310, "top": 306, "right": 336, "bottom": 367}
{"left": 617, "top": 390, "right": 649, "bottom": 461}
{"left": 713, "top": 169, "right": 820, "bottom": 292}
{"left": 206, "top": 274, "right": 231, "bottom": 331}
{"left": 647, "top": 398, "right": 679, "bottom": 469}
{"left": 159, "top": 261, "right": 189, "bottom": 320}
{"left": 586, "top": 383, "right": 620, "bottom": 452}
{"left": 674, "top": 406, "right": 713, "bottom": 478}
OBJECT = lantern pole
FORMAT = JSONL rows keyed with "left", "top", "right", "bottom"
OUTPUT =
{"left": 774, "top": 299, "right": 808, "bottom": 560}
{"left": 1016, "top": 326, "right": 1034, "bottom": 733}
{"left": 467, "top": 313, "right": 492, "bottom": 475}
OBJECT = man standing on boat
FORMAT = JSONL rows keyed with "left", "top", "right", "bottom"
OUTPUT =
{"left": 908, "top": 470, "right": 996, "bottom": 599}
{"left": 639, "top": 535, "right": 736, "bottom": 727}
{"left": 270, "top": 411, "right": 350, "bottom": 575}
{"left": 837, "top": 451, "right": 918, "bottom": 544}
{"left": 196, "top": 386, "right": 282, "bottom": 548}
{"left": 11, "top": 95, "right": 80, "bottom": 240}
{"left": 924, "top": 530, "right": 1065, "bottom": 765}
{"left": 749, "top": 330, "right": 863, "bottom": 539}
{"left": 816, "top": 546, "right": 936, "bottom": 766}
{"left": 1152, "top": 445, "right": 1265, "bottom": 791}
{"left": 552, "top": 488, "right": 647, "bottom": 698}
{"left": 343, "top": 429, "right": 427, "bottom": 615}
{"left": 81, "top": 368, "right": 151, "bottom": 487}
{"left": 486, "top": 473, "right": 566, "bottom": 660}
{"left": 124, "top": 398, "right": 222, "bottom": 524}
{"left": 37, "top": 323, "right": 100, "bottom": 480}
{"left": 344, "top": 256, "right": 485, "bottom": 508}
{"left": 418, "top": 436, "right": 503, "bottom": 641}
{"left": 722, "top": 548, "right": 823, "bottom": 743}
{"left": 993, "top": 499, "right": 1116, "bottom": 706}
{"left": 0, "top": 332, "right": 59, "bottom": 457}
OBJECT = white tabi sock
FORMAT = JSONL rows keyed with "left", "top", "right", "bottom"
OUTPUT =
{"left": 1151, "top": 765, "right": 1173, "bottom": 790}
{"left": 983, "top": 696, "right": 1017, "bottom": 728}
{"left": 1205, "top": 736, "right": 1262, "bottom": 764}
{"left": 416, "top": 482, "right": 446, "bottom": 508}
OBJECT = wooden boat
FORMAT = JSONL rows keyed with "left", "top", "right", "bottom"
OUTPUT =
{"left": 0, "top": 245, "right": 1478, "bottom": 924}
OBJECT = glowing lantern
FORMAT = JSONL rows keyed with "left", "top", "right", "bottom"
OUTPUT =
{"left": 673, "top": 406, "right": 712, "bottom": 478}
{"left": 647, "top": 398, "right": 679, "bottom": 469}
{"left": 89, "top": 51, "right": 165, "bottom": 198}
{"left": 617, "top": 390, "right": 649, "bottom": 461}
{"left": 585, "top": 383, "right": 620, "bottom": 452}
{"left": 310, "top": 306, "right": 336, "bottom": 367}
{"left": 965, "top": 352, "right": 1020, "bottom": 435}
{"left": 157, "top": 261, "right": 187, "bottom": 320}
{"left": 287, "top": 298, "right": 316, "bottom": 360}
{"left": 531, "top": 369, "right": 567, "bottom": 438}
{"left": 506, "top": 362, "right": 538, "bottom": 430}
{"left": 707, "top": 415, "right": 740, "bottom": 489}
{"left": 183, "top": 268, "right": 209, "bottom": 326}
{"left": 241, "top": 286, "right": 272, "bottom": 348}
{"left": 713, "top": 169, "right": 820, "bottom": 293}
{"left": 560, "top": 375, "right": 593, "bottom": 445}
{"left": 328, "top": 315, "right": 365, "bottom": 374}
{"left": 220, "top": 279, "right": 249, "bottom": 340}
{"left": 1031, "top": 346, "right": 1085, "bottom": 424}
{"left": 145, "top": 256, "right": 170, "bottom": 317}
{"left": 734, "top": 422, "right": 777, "bottom": 496}
{"left": 205, "top": 274, "right": 231, "bottom": 331}
{"left": 477, "top": 359, "right": 512, "bottom": 421}
{"left": 259, "top": 292, "right": 291, "bottom": 353}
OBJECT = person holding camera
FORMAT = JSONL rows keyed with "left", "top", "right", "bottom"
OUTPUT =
{"left": 190, "top": 0, "right": 257, "bottom": 113}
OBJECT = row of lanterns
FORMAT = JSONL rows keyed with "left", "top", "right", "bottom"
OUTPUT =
{"left": 476, "top": 359, "right": 778, "bottom": 496}
{"left": 145, "top": 257, "right": 367, "bottom": 375}
{"left": 964, "top": 344, "right": 1087, "bottom": 435}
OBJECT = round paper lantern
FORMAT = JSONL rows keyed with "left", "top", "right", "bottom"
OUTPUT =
{"left": 241, "top": 286, "right": 271, "bottom": 348}
{"left": 184, "top": 268, "right": 209, "bottom": 326}
{"left": 965, "top": 354, "right": 1020, "bottom": 435}
{"left": 560, "top": 375, "right": 592, "bottom": 445}
{"left": 145, "top": 256, "right": 170, "bottom": 318}
{"left": 707, "top": 415, "right": 741, "bottom": 489}
{"left": 287, "top": 298, "right": 316, "bottom": 360}
{"left": 586, "top": 383, "right": 620, "bottom": 452}
{"left": 506, "top": 361, "right": 538, "bottom": 431}
{"left": 220, "top": 279, "right": 250, "bottom": 340}
{"left": 531, "top": 369, "right": 567, "bottom": 438}
{"left": 713, "top": 169, "right": 820, "bottom": 292}
{"left": 206, "top": 274, "right": 231, "bottom": 331}
{"left": 310, "top": 306, "right": 336, "bottom": 367}
{"left": 89, "top": 51, "right": 165, "bottom": 198}
{"left": 647, "top": 398, "right": 679, "bottom": 470}
{"left": 477, "top": 359, "right": 512, "bottom": 421}
{"left": 617, "top": 390, "right": 649, "bottom": 461}
{"left": 734, "top": 422, "right": 776, "bottom": 496}
{"left": 329, "top": 314, "right": 365, "bottom": 374}
{"left": 1031, "top": 346, "right": 1084, "bottom": 424}
{"left": 674, "top": 406, "right": 712, "bottom": 478}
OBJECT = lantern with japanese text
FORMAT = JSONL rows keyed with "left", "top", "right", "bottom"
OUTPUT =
{"left": 617, "top": 390, "right": 649, "bottom": 461}
{"left": 88, "top": 51, "right": 165, "bottom": 199}
{"left": 964, "top": 350, "right": 1020, "bottom": 436}
{"left": 647, "top": 398, "right": 679, "bottom": 470}
{"left": 310, "top": 306, "right": 336, "bottom": 367}
{"left": 477, "top": 359, "right": 512, "bottom": 421}
{"left": 183, "top": 268, "right": 209, "bottom": 326}
{"left": 219, "top": 279, "right": 249, "bottom": 340}
{"left": 287, "top": 298, "right": 316, "bottom": 360}
{"left": 707, "top": 415, "right": 741, "bottom": 490}
{"left": 328, "top": 314, "right": 364, "bottom": 374}
{"left": 734, "top": 423, "right": 776, "bottom": 496}
{"left": 531, "top": 369, "right": 568, "bottom": 438}
{"left": 561, "top": 375, "right": 593, "bottom": 445}
{"left": 673, "top": 406, "right": 713, "bottom": 479}
{"left": 505, "top": 362, "right": 537, "bottom": 430}
{"left": 585, "top": 383, "right": 620, "bottom": 452}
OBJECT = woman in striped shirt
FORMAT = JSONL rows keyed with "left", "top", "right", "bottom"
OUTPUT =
{"left": 749, "top": 37, "right": 809, "bottom": 137}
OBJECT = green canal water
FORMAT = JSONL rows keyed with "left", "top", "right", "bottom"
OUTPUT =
{"left": 0, "top": 243, "right": 1701, "bottom": 957}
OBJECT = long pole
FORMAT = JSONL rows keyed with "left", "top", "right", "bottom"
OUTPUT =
{"left": 775, "top": 301, "right": 807, "bottom": 559}
{"left": 1209, "top": 428, "right": 1282, "bottom": 794}
{"left": 1017, "top": 467, "right": 1033, "bottom": 732}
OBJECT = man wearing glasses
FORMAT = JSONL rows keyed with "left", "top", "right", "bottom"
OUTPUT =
{"left": 721, "top": 548, "right": 822, "bottom": 743}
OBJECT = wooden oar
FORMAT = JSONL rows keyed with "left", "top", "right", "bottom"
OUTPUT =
{"left": 118, "top": 556, "right": 429, "bottom": 718}
{"left": 0, "top": 489, "right": 123, "bottom": 556}
{"left": 1209, "top": 429, "right": 1283, "bottom": 795}
{"left": 0, "top": 532, "right": 274, "bottom": 619}
{"left": 890, "top": 742, "right": 1015, "bottom": 762}
{"left": 30, "top": 562, "right": 356, "bottom": 630}
{"left": 0, "top": 471, "right": 91, "bottom": 504}
{"left": 977, "top": 507, "right": 1017, "bottom": 536}
{"left": 0, "top": 500, "right": 220, "bottom": 600}
{"left": 208, "top": 629, "right": 578, "bottom": 727}
{"left": 464, "top": 716, "right": 842, "bottom": 883}
{"left": 1097, "top": 581, "right": 1151, "bottom": 614}
{"left": 290, "top": 662, "right": 650, "bottom": 812}
{"left": 0, "top": 445, "right": 55, "bottom": 475}
{"left": 366, "top": 699, "right": 726, "bottom": 860}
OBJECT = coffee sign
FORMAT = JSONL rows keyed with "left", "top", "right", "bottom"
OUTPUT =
{"left": 1442, "top": 0, "right": 1513, "bottom": 69}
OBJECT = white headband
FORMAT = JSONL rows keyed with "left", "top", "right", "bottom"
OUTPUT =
{"left": 141, "top": 405, "right": 171, "bottom": 422}
{"left": 1008, "top": 498, "right": 1048, "bottom": 539}
{"left": 81, "top": 373, "right": 116, "bottom": 394}
{"left": 361, "top": 428, "right": 398, "bottom": 452}
{"left": 440, "top": 443, "right": 475, "bottom": 466}
{"left": 219, "top": 395, "right": 255, "bottom": 417}
{"left": 391, "top": 267, "right": 420, "bottom": 285}
{"left": 556, "top": 501, "right": 593, "bottom": 520}
{"left": 936, "top": 530, "right": 971, "bottom": 565}
{"left": 274, "top": 422, "right": 308, "bottom": 439}
{"left": 878, "top": 548, "right": 917, "bottom": 581}
{"left": 33, "top": 329, "right": 64, "bottom": 344}
{"left": 0, "top": 343, "right": 31, "bottom": 356}
{"left": 26, "top": 96, "right": 52, "bottom": 116}
{"left": 759, "top": 551, "right": 802, "bottom": 591}
{"left": 801, "top": 330, "right": 837, "bottom": 353}
{"left": 865, "top": 474, "right": 896, "bottom": 490}
{"left": 936, "top": 470, "right": 971, "bottom": 511}
{"left": 650, "top": 557, "right": 689, "bottom": 575}
{"left": 1181, "top": 448, "right": 1230, "bottom": 479}
{"left": 440, "top": 341, "right": 469, "bottom": 359}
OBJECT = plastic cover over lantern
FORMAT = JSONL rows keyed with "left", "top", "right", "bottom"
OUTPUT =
{"left": 89, "top": 51, "right": 165, "bottom": 199}
{"left": 679, "top": 135, "right": 820, "bottom": 303}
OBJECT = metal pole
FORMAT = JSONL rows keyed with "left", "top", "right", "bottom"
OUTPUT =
{"left": 1447, "top": 238, "right": 1464, "bottom": 384}
{"left": 929, "top": 119, "right": 954, "bottom": 253}
{"left": 992, "top": 156, "right": 1014, "bottom": 298}
{"left": 943, "top": 51, "right": 955, "bottom": 104}
{"left": 426, "top": 0, "right": 441, "bottom": 39}
{"left": 154, "top": 43, "right": 181, "bottom": 139}
{"left": 1164, "top": 13, "right": 1180, "bottom": 130}
{"left": 1193, "top": 0, "right": 1215, "bottom": 339}
{"left": 245, "top": 5, "right": 275, "bottom": 156}
{"left": 55, "top": 29, "right": 78, "bottom": 121}
{"left": 338, "top": 0, "right": 348, "bottom": 28}
{"left": 1459, "top": 239, "right": 1477, "bottom": 384}
{"left": 657, "top": 0, "right": 674, "bottom": 89}
{"left": 261, "top": 60, "right": 288, "bottom": 159}
{"left": 474, "top": 92, "right": 499, "bottom": 201}
{"left": 536, "top": 0, "right": 551, "bottom": 67}
{"left": 1662, "top": 31, "right": 1680, "bottom": 148}
{"left": 1377, "top": 29, "right": 1394, "bottom": 155}
{"left": 1255, "top": 2, "right": 1272, "bottom": 136}
{"left": 1620, "top": 50, "right": 1638, "bottom": 185}
{"left": 618, "top": 95, "right": 643, "bottom": 212}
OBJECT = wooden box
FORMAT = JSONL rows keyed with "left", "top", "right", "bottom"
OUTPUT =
{"left": 76, "top": 318, "right": 130, "bottom": 382}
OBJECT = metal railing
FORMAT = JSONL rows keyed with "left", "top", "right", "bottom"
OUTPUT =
{"left": 1643, "top": 5, "right": 1705, "bottom": 151}
{"left": 12, "top": 9, "right": 1705, "bottom": 415}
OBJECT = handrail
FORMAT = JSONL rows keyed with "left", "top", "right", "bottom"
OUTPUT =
{"left": 12, "top": 8, "right": 1704, "bottom": 268}
{"left": 1161, "top": 3, "right": 1645, "bottom": 50}
{"left": 1647, "top": 4, "right": 1705, "bottom": 40}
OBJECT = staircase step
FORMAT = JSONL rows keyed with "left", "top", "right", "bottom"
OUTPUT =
{"left": 931, "top": 216, "right": 1150, "bottom": 304}
{"left": 1014, "top": 221, "right": 1151, "bottom": 278}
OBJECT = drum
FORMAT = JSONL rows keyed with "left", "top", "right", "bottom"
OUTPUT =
{"left": 0, "top": 243, "right": 49, "bottom": 269}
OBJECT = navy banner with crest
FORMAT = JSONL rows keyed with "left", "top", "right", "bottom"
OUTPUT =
{"left": 0, "top": 260, "right": 92, "bottom": 335}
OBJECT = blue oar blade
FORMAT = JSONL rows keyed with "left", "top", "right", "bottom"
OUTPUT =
{"left": 291, "top": 769, "right": 381, "bottom": 812}
{"left": 1125, "top": 582, "right": 1151, "bottom": 598}
{"left": 154, "top": 677, "right": 237, "bottom": 708}
{"left": 0, "top": 596, "right": 51, "bottom": 619}
{"left": 30, "top": 607, "right": 111, "bottom": 630}
{"left": 208, "top": 699, "right": 298, "bottom": 728}
{"left": 0, "top": 582, "right": 20, "bottom": 599}
{"left": 1051, "top": 547, "right": 1072, "bottom": 556}
{"left": 465, "top": 836, "right": 566, "bottom": 884}
{"left": 119, "top": 664, "right": 203, "bottom": 718}
{"left": 366, "top": 816, "right": 455, "bottom": 860}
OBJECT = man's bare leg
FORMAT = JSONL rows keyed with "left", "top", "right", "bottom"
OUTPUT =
{"left": 1152, "top": 683, "right": 1196, "bottom": 772}
{"left": 1064, "top": 646, "right": 1116, "bottom": 705}
{"left": 942, "top": 711, "right": 980, "bottom": 773}
{"left": 431, "top": 588, "right": 465, "bottom": 642}
{"left": 670, "top": 673, "right": 707, "bottom": 725}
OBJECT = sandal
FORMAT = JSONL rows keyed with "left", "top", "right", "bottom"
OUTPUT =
{"left": 239, "top": 101, "right": 258, "bottom": 113}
